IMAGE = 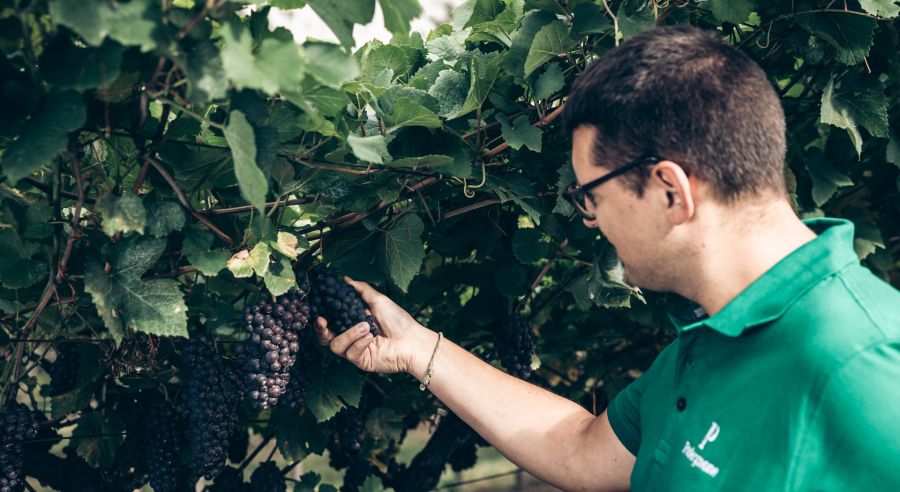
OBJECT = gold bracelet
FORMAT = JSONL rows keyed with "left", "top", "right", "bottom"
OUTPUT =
{"left": 419, "top": 331, "right": 443, "bottom": 391}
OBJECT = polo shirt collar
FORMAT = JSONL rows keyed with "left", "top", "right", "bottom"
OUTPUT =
{"left": 671, "top": 218, "right": 859, "bottom": 337}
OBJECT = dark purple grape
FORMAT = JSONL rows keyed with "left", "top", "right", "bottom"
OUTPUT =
{"left": 0, "top": 403, "right": 42, "bottom": 492}
{"left": 307, "top": 266, "right": 377, "bottom": 337}
{"left": 182, "top": 335, "right": 242, "bottom": 482}
{"left": 495, "top": 314, "right": 535, "bottom": 379}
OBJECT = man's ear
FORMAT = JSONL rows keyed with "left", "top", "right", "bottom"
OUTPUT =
{"left": 650, "top": 161, "right": 695, "bottom": 225}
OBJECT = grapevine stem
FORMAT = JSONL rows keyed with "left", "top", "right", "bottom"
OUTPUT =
{"left": 238, "top": 434, "right": 274, "bottom": 472}
{"left": 146, "top": 157, "right": 235, "bottom": 246}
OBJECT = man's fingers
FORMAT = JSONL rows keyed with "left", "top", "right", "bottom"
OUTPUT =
{"left": 345, "top": 331, "right": 374, "bottom": 361}
{"left": 344, "top": 277, "right": 381, "bottom": 305}
{"left": 315, "top": 317, "right": 334, "bottom": 346}
{"left": 329, "top": 322, "right": 373, "bottom": 356}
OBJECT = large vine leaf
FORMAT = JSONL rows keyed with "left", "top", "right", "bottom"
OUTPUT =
{"left": 348, "top": 135, "right": 390, "bottom": 163}
{"left": 379, "top": 0, "right": 422, "bottom": 36}
{"left": 523, "top": 20, "right": 575, "bottom": 78}
{"left": 802, "top": 12, "right": 876, "bottom": 65}
{"left": 304, "top": 42, "right": 360, "bottom": 87}
{"left": 84, "top": 237, "right": 188, "bottom": 343}
{"left": 221, "top": 20, "right": 306, "bottom": 95}
{"left": 379, "top": 214, "right": 425, "bottom": 292}
{"left": 95, "top": 193, "right": 147, "bottom": 237}
{"left": 225, "top": 110, "right": 269, "bottom": 213}
{"left": 48, "top": 0, "right": 161, "bottom": 51}
{"left": 820, "top": 75, "right": 889, "bottom": 155}
{"left": 859, "top": 0, "right": 900, "bottom": 18}
{"left": 307, "top": 0, "right": 377, "bottom": 48}
{"left": 305, "top": 359, "right": 365, "bottom": 422}
{"left": 498, "top": 115, "right": 542, "bottom": 152}
{"left": 707, "top": 0, "right": 754, "bottom": 24}
{"left": 1, "top": 90, "right": 85, "bottom": 184}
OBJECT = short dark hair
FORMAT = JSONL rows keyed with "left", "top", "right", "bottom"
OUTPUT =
{"left": 562, "top": 25, "right": 787, "bottom": 202}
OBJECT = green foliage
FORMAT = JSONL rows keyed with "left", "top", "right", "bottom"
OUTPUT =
{"left": 1, "top": 0, "right": 899, "bottom": 490}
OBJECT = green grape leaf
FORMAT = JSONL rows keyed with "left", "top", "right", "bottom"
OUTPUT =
{"left": 73, "top": 411, "right": 123, "bottom": 469}
{"left": 572, "top": 2, "right": 611, "bottom": 36}
{"left": 272, "top": 231, "right": 302, "bottom": 259}
{"left": 859, "top": 0, "right": 900, "bottom": 18}
{"left": 264, "top": 257, "right": 297, "bottom": 296}
{"left": 523, "top": 20, "right": 575, "bottom": 78}
{"left": 380, "top": 214, "right": 425, "bottom": 292}
{"left": 617, "top": 1, "right": 656, "bottom": 40}
{"left": 227, "top": 242, "right": 271, "bottom": 278}
{"left": 379, "top": 0, "right": 422, "bottom": 36}
{"left": 95, "top": 193, "right": 148, "bottom": 237}
{"left": 494, "top": 262, "right": 527, "bottom": 298}
{"left": 383, "top": 97, "right": 442, "bottom": 130}
{"left": 305, "top": 42, "right": 360, "bottom": 87}
{"left": 0, "top": 259, "right": 48, "bottom": 289}
{"left": 532, "top": 62, "right": 564, "bottom": 100}
{"left": 428, "top": 69, "right": 469, "bottom": 118}
{"left": 1, "top": 90, "right": 86, "bottom": 184}
{"left": 348, "top": 135, "right": 390, "bottom": 164}
{"left": 39, "top": 39, "right": 124, "bottom": 90}
{"left": 49, "top": 0, "right": 162, "bottom": 51}
{"left": 358, "top": 41, "right": 410, "bottom": 82}
{"left": 183, "top": 39, "right": 228, "bottom": 103}
{"left": 512, "top": 228, "right": 552, "bottom": 263}
{"left": 306, "top": 359, "right": 365, "bottom": 422}
{"left": 820, "top": 75, "right": 889, "bottom": 156}
{"left": 182, "top": 228, "right": 229, "bottom": 276}
{"left": 502, "top": 9, "right": 555, "bottom": 80}
{"left": 225, "top": 110, "right": 269, "bottom": 213}
{"left": 806, "top": 152, "right": 854, "bottom": 206}
{"left": 802, "top": 12, "right": 876, "bottom": 65}
{"left": 145, "top": 200, "right": 185, "bottom": 238}
{"left": 707, "top": 0, "right": 754, "bottom": 24}
{"left": 84, "top": 237, "right": 188, "bottom": 343}
{"left": 220, "top": 20, "right": 306, "bottom": 95}
{"left": 23, "top": 203, "right": 54, "bottom": 239}
{"left": 307, "top": 0, "right": 376, "bottom": 48}
{"left": 498, "top": 115, "right": 542, "bottom": 152}
{"left": 887, "top": 135, "right": 900, "bottom": 167}
{"left": 455, "top": 50, "right": 501, "bottom": 118}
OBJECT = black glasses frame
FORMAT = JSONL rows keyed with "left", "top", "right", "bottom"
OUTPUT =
{"left": 562, "top": 155, "right": 662, "bottom": 220}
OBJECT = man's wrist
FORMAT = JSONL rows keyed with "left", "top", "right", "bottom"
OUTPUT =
{"left": 405, "top": 325, "right": 439, "bottom": 381}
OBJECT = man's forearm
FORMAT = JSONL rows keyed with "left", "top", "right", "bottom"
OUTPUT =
{"left": 406, "top": 326, "right": 630, "bottom": 491}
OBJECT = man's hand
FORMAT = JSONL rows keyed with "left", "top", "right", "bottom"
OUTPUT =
{"left": 314, "top": 277, "right": 430, "bottom": 375}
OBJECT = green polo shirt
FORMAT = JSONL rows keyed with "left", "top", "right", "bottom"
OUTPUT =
{"left": 607, "top": 218, "right": 900, "bottom": 491}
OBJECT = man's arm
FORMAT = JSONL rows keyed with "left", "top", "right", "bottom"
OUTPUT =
{"left": 318, "top": 278, "right": 635, "bottom": 492}
{"left": 406, "top": 329, "right": 635, "bottom": 491}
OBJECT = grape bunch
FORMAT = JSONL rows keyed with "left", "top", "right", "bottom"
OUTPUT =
{"left": 447, "top": 439, "right": 478, "bottom": 472}
{"left": 278, "top": 328, "right": 317, "bottom": 410}
{"left": 227, "top": 429, "right": 249, "bottom": 465}
{"left": 329, "top": 407, "right": 366, "bottom": 468}
{"left": 494, "top": 314, "right": 535, "bottom": 379}
{"left": 145, "top": 400, "right": 182, "bottom": 492}
{"left": 248, "top": 462, "right": 285, "bottom": 492}
{"left": 308, "top": 266, "right": 377, "bottom": 336}
{"left": 0, "top": 403, "right": 41, "bottom": 492}
{"left": 236, "top": 283, "right": 310, "bottom": 410}
{"left": 209, "top": 466, "right": 246, "bottom": 492}
{"left": 340, "top": 458, "right": 373, "bottom": 492}
{"left": 183, "top": 335, "right": 242, "bottom": 482}
{"left": 102, "top": 395, "right": 149, "bottom": 491}
{"left": 46, "top": 344, "right": 78, "bottom": 396}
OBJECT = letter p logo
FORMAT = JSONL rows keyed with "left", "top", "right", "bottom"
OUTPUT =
{"left": 698, "top": 422, "right": 720, "bottom": 450}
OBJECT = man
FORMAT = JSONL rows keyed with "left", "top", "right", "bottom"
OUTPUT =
{"left": 315, "top": 26, "right": 900, "bottom": 491}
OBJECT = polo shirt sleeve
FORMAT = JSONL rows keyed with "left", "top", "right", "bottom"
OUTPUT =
{"left": 607, "top": 343, "right": 676, "bottom": 456}
{"left": 791, "top": 342, "right": 900, "bottom": 490}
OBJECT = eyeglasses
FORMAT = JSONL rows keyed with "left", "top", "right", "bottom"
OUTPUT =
{"left": 562, "top": 155, "right": 661, "bottom": 220}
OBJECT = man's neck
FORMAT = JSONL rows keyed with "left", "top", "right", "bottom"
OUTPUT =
{"left": 678, "top": 202, "right": 818, "bottom": 316}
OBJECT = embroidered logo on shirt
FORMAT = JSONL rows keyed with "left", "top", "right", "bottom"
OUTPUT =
{"left": 682, "top": 422, "right": 721, "bottom": 478}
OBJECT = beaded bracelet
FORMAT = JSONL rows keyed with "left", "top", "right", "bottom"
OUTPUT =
{"left": 419, "top": 331, "right": 443, "bottom": 391}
